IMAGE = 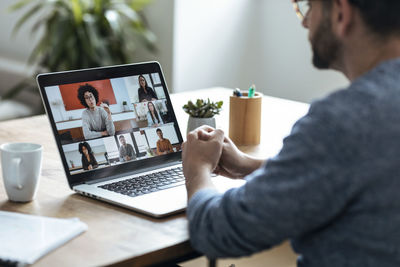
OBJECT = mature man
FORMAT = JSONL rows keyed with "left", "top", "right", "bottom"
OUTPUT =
{"left": 118, "top": 135, "right": 136, "bottom": 162}
{"left": 182, "top": 0, "right": 400, "bottom": 266}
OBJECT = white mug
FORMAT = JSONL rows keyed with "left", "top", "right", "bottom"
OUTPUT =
{"left": 0, "top": 143, "right": 43, "bottom": 202}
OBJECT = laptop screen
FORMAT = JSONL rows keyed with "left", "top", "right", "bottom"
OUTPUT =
{"left": 38, "top": 62, "right": 183, "bottom": 186}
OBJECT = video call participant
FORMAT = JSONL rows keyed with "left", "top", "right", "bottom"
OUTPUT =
{"left": 156, "top": 128, "right": 174, "bottom": 155}
{"left": 78, "top": 84, "right": 115, "bottom": 140}
{"left": 79, "top": 142, "right": 98, "bottom": 171}
{"left": 118, "top": 135, "right": 136, "bottom": 162}
{"left": 138, "top": 75, "right": 158, "bottom": 102}
{"left": 147, "top": 101, "right": 163, "bottom": 127}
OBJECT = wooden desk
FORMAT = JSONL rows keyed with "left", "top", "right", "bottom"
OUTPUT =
{"left": 0, "top": 88, "right": 308, "bottom": 267}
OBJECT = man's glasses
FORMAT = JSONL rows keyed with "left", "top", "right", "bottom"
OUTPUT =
{"left": 292, "top": 0, "right": 312, "bottom": 20}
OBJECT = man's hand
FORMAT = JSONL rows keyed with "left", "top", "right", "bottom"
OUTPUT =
{"left": 197, "top": 126, "right": 265, "bottom": 179}
{"left": 182, "top": 126, "right": 224, "bottom": 200}
{"left": 215, "top": 136, "right": 265, "bottom": 178}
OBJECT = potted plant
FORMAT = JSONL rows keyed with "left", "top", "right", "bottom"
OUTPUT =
{"left": 183, "top": 99, "right": 223, "bottom": 134}
{"left": 3, "top": 0, "right": 157, "bottom": 114}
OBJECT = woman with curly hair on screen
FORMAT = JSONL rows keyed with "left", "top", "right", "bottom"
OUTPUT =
{"left": 77, "top": 84, "right": 115, "bottom": 139}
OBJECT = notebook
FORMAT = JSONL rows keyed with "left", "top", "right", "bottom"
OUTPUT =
{"left": 0, "top": 211, "right": 87, "bottom": 266}
{"left": 37, "top": 61, "right": 244, "bottom": 218}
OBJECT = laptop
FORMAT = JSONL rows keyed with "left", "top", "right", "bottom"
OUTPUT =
{"left": 37, "top": 62, "right": 243, "bottom": 217}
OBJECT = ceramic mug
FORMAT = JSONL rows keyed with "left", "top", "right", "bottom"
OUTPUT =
{"left": 0, "top": 142, "right": 43, "bottom": 202}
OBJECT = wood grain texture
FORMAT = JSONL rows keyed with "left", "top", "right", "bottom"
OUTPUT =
{"left": 229, "top": 92, "right": 262, "bottom": 145}
{"left": 0, "top": 88, "right": 309, "bottom": 266}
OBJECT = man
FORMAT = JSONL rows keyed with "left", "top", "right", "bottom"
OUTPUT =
{"left": 118, "top": 135, "right": 136, "bottom": 162}
{"left": 182, "top": 0, "right": 400, "bottom": 266}
{"left": 156, "top": 128, "right": 174, "bottom": 155}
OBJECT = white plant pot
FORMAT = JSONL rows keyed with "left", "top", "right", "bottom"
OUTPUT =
{"left": 187, "top": 117, "right": 216, "bottom": 135}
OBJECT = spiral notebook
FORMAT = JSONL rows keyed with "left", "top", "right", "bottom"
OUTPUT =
{"left": 0, "top": 211, "right": 87, "bottom": 266}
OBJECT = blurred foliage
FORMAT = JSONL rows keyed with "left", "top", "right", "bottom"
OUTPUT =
{"left": 2, "top": 0, "right": 157, "bottom": 108}
{"left": 183, "top": 99, "right": 223, "bottom": 118}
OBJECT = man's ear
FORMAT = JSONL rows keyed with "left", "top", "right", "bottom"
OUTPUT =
{"left": 331, "top": 0, "right": 354, "bottom": 38}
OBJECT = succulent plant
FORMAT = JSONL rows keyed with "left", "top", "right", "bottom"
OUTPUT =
{"left": 183, "top": 99, "right": 223, "bottom": 118}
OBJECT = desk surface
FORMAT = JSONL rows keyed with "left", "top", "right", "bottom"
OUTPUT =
{"left": 0, "top": 88, "right": 308, "bottom": 267}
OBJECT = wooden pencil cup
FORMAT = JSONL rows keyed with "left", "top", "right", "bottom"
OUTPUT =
{"left": 229, "top": 92, "right": 262, "bottom": 145}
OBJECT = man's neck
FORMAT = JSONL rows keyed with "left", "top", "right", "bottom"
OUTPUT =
{"left": 340, "top": 36, "right": 400, "bottom": 81}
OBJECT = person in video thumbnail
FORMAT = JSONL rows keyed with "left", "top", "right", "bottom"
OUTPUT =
{"left": 79, "top": 142, "right": 98, "bottom": 170}
{"left": 156, "top": 128, "right": 174, "bottom": 155}
{"left": 118, "top": 135, "right": 136, "bottom": 162}
{"left": 138, "top": 75, "right": 158, "bottom": 102}
{"left": 78, "top": 84, "right": 115, "bottom": 140}
{"left": 146, "top": 101, "right": 163, "bottom": 127}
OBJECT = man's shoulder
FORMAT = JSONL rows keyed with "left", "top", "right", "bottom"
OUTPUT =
{"left": 308, "top": 71, "right": 400, "bottom": 134}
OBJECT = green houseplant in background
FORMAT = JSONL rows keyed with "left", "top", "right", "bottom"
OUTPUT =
{"left": 3, "top": 0, "right": 157, "bottom": 113}
{"left": 183, "top": 99, "right": 223, "bottom": 134}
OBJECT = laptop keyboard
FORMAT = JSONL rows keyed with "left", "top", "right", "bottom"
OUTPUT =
{"left": 98, "top": 166, "right": 185, "bottom": 197}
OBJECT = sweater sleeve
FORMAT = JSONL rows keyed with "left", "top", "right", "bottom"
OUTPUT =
{"left": 101, "top": 108, "right": 115, "bottom": 136}
{"left": 119, "top": 146, "right": 125, "bottom": 162}
{"left": 187, "top": 100, "right": 356, "bottom": 259}
{"left": 128, "top": 145, "right": 135, "bottom": 159}
{"left": 82, "top": 110, "right": 102, "bottom": 139}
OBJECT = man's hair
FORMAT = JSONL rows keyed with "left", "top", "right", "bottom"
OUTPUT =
{"left": 77, "top": 84, "right": 99, "bottom": 108}
{"left": 156, "top": 128, "right": 162, "bottom": 133}
{"left": 327, "top": 0, "right": 400, "bottom": 37}
{"left": 119, "top": 135, "right": 125, "bottom": 140}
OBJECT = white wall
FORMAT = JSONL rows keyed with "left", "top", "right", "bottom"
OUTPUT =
{"left": 0, "top": 0, "right": 350, "bottom": 109}
{"left": 173, "top": 0, "right": 349, "bottom": 103}
{"left": 135, "top": 0, "right": 175, "bottom": 89}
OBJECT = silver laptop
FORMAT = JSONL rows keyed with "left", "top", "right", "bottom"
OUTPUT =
{"left": 37, "top": 62, "right": 243, "bottom": 217}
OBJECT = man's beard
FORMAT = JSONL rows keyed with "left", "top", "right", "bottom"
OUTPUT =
{"left": 311, "top": 14, "right": 341, "bottom": 69}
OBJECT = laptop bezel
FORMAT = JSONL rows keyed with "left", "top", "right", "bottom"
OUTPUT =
{"left": 37, "top": 61, "right": 184, "bottom": 188}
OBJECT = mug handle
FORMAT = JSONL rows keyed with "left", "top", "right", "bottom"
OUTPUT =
{"left": 12, "top": 158, "right": 22, "bottom": 189}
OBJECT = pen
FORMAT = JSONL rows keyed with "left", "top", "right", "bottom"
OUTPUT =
{"left": 248, "top": 84, "right": 255, "bottom": 98}
{"left": 233, "top": 88, "right": 242, "bottom": 97}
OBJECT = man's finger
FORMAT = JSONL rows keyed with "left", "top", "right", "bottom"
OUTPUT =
{"left": 189, "top": 125, "right": 216, "bottom": 140}
{"left": 209, "top": 129, "right": 225, "bottom": 143}
{"left": 198, "top": 129, "right": 214, "bottom": 141}
{"left": 187, "top": 131, "right": 198, "bottom": 142}
{"left": 197, "top": 125, "right": 215, "bottom": 133}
